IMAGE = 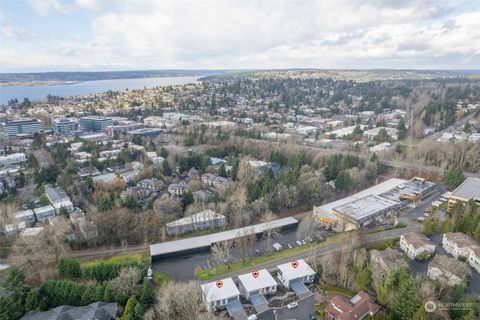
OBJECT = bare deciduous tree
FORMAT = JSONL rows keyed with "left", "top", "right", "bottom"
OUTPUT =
{"left": 211, "top": 240, "right": 233, "bottom": 268}
{"left": 152, "top": 281, "right": 211, "bottom": 320}
{"left": 261, "top": 212, "right": 279, "bottom": 254}
{"left": 109, "top": 266, "right": 142, "bottom": 296}
{"left": 297, "top": 214, "right": 319, "bottom": 243}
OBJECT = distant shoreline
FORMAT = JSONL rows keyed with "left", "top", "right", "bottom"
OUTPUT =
{"left": 0, "top": 80, "right": 80, "bottom": 87}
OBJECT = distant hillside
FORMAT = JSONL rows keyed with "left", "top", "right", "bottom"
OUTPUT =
{"left": 0, "top": 70, "right": 230, "bottom": 84}
{"left": 202, "top": 69, "right": 480, "bottom": 82}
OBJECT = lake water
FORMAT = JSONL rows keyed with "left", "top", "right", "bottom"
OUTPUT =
{"left": 0, "top": 76, "right": 200, "bottom": 105}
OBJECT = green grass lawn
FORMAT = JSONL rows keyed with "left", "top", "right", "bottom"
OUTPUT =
{"left": 81, "top": 252, "right": 146, "bottom": 268}
{"left": 318, "top": 284, "right": 355, "bottom": 297}
{"left": 153, "top": 271, "right": 171, "bottom": 287}
{"left": 195, "top": 241, "right": 329, "bottom": 280}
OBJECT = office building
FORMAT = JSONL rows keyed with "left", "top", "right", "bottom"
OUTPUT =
{"left": 2, "top": 119, "right": 43, "bottom": 136}
{"left": 79, "top": 116, "right": 114, "bottom": 132}
{"left": 52, "top": 118, "right": 76, "bottom": 135}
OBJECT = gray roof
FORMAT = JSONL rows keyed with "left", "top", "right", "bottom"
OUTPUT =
{"left": 44, "top": 186, "right": 68, "bottom": 203}
{"left": 151, "top": 217, "right": 298, "bottom": 257}
{"left": 21, "top": 302, "right": 117, "bottom": 320}
{"left": 451, "top": 177, "right": 480, "bottom": 201}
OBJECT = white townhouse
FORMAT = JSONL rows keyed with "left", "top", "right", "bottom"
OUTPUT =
{"left": 200, "top": 278, "right": 240, "bottom": 312}
{"left": 442, "top": 232, "right": 480, "bottom": 259}
{"left": 276, "top": 259, "right": 316, "bottom": 289}
{"left": 468, "top": 247, "right": 480, "bottom": 273}
{"left": 238, "top": 269, "right": 277, "bottom": 299}
{"left": 400, "top": 232, "right": 436, "bottom": 260}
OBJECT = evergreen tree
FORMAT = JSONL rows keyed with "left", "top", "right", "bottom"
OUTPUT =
{"left": 444, "top": 165, "right": 465, "bottom": 190}
{"left": 393, "top": 270, "right": 420, "bottom": 320}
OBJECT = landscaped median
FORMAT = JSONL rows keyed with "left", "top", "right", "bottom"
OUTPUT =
{"left": 195, "top": 236, "right": 341, "bottom": 280}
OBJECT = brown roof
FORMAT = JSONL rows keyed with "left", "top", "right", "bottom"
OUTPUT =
{"left": 371, "top": 248, "right": 407, "bottom": 269}
{"left": 326, "top": 291, "right": 380, "bottom": 320}
{"left": 402, "top": 232, "right": 434, "bottom": 248}
{"left": 444, "top": 232, "right": 480, "bottom": 250}
{"left": 429, "top": 255, "right": 471, "bottom": 280}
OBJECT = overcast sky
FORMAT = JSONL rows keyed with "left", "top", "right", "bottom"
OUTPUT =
{"left": 1, "top": 0, "right": 479, "bottom": 72}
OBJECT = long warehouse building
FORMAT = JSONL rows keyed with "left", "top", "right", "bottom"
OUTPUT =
{"left": 150, "top": 217, "right": 298, "bottom": 261}
{"left": 314, "top": 177, "right": 436, "bottom": 231}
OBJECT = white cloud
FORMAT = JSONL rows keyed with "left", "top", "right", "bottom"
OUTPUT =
{"left": 3, "top": 0, "right": 480, "bottom": 71}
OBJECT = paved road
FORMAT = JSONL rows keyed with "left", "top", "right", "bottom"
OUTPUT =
{"left": 258, "top": 294, "right": 315, "bottom": 320}
{"left": 204, "top": 225, "right": 420, "bottom": 283}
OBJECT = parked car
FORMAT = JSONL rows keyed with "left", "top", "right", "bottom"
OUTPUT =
{"left": 301, "top": 240, "right": 306, "bottom": 245}
{"left": 296, "top": 240, "right": 302, "bottom": 246}
{"left": 287, "top": 243, "right": 293, "bottom": 249}
{"left": 273, "top": 243, "right": 283, "bottom": 251}
{"left": 309, "top": 313, "right": 317, "bottom": 320}
{"left": 287, "top": 302, "right": 298, "bottom": 309}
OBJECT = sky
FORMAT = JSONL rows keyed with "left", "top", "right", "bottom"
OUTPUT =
{"left": 0, "top": 0, "right": 479, "bottom": 72}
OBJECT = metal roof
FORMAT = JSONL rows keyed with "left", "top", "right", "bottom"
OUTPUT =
{"left": 451, "top": 177, "right": 480, "bottom": 201}
{"left": 150, "top": 217, "right": 298, "bottom": 257}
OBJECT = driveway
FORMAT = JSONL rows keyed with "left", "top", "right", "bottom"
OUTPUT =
{"left": 258, "top": 294, "right": 315, "bottom": 320}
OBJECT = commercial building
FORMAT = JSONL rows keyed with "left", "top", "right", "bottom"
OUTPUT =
{"left": 150, "top": 217, "right": 298, "bottom": 260}
{"left": 363, "top": 127, "right": 398, "bottom": 140}
{"left": 314, "top": 177, "right": 436, "bottom": 231}
{"left": 166, "top": 209, "right": 226, "bottom": 236}
{"left": 276, "top": 259, "right": 315, "bottom": 293}
{"left": 447, "top": 177, "right": 480, "bottom": 211}
{"left": 201, "top": 278, "right": 240, "bottom": 312}
{"left": 52, "top": 118, "right": 76, "bottom": 135}
{"left": 126, "top": 127, "right": 163, "bottom": 137}
{"left": 400, "top": 232, "right": 436, "bottom": 260}
{"left": 2, "top": 119, "right": 43, "bottom": 136}
{"left": 79, "top": 116, "right": 114, "bottom": 132}
{"left": 0, "top": 153, "right": 27, "bottom": 166}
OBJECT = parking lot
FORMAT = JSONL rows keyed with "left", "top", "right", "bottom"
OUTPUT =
{"left": 153, "top": 227, "right": 333, "bottom": 281}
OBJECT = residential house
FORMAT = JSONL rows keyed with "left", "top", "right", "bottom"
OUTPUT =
{"left": 200, "top": 278, "right": 240, "bottom": 312}
{"left": 168, "top": 182, "right": 187, "bottom": 196}
{"left": 370, "top": 248, "right": 408, "bottom": 276}
{"left": 77, "top": 167, "right": 100, "bottom": 179}
{"left": 399, "top": 232, "right": 436, "bottom": 260}
{"left": 442, "top": 232, "right": 480, "bottom": 259}
{"left": 427, "top": 255, "right": 471, "bottom": 286}
{"left": 238, "top": 269, "right": 277, "bottom": 299}
{"left": 33, "top": 205, "right": 56, "bottom": 222}
{"left": 14, "top": 209, "right": 35, "bottom": 226}
{"left": 137, "top": 178, "right": 163, "bottom": 192}
{"left": 276, "top": 259, "right": 316, "bottom": 292}
{"left": 21, "top": 302, "right": 117, "bottom": 320}
{"left": 325, "top": 291, "right": 380, "bottom": 320}
{"left": 201, "top": 173, "right": 230, "bottom": 189}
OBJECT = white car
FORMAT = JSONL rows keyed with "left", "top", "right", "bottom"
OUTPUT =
{"left": 287, "top": 301, "right": 298, "bottom": 309}
{"left": 273, "top": 243, "right": 283, "bottom": 251}
{"left": 296, "top": 240, "right": 303, "bottom": 246}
